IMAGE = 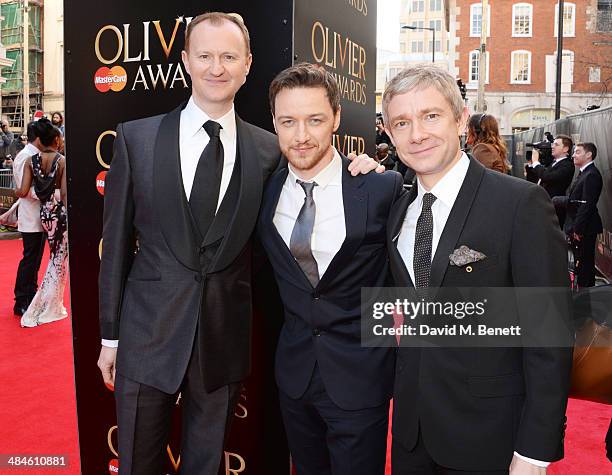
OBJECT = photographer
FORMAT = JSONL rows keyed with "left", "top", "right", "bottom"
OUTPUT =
{"left": 13, "top": 133, "right": 28, "bottom": 154}
{"left": 0, "top": 119, "right": 14, "bottom": 165}
{"left": 528, "top": 134, "right": 575, "bottom": 227}
{"left": 553, "top": 143, "right": 603, "bottom": 288}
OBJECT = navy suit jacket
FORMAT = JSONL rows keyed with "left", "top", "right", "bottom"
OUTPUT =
{"left": 258, "top": 156, "right": 404, "bottom": 410}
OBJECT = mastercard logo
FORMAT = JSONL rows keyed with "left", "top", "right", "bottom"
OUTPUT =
{"left": 108, "top": 458, "right": 119, "bottom": 474}
{"left": 96, "top": 171, "right": 107, "bottom": 196}
{"left": 94, "top": 66, "right": 127, "bottom": 93}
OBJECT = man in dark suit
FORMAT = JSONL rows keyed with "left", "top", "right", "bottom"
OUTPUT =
{"left": 529, "top": 134, "right": 575, "bottom": 227}
{"left": 383, "top": 65, "right": 573, "bottom": 474}
{"left": 96, "top": 13, "right": 282, "bottom": 474}
{"left": 258, "top": 63, "right": 403, "bottom": 475}
{"left": 555, "top": 142, "right": 603, "bottom": 288}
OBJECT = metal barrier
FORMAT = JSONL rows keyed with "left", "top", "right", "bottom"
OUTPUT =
{"left": 0, "top": 169, "right": 14, "bottom": 189}
{"left": 0, "top": 169, "right": 16, "bottom": 212}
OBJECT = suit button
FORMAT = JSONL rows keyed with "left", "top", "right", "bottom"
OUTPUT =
{"left": 194, "top": 274, "right": 203, "bottom": 283}
{"left": 312, "top": 292, "right": 320, "bottom": 300}
{"left": 312, "top": 328, "right": 321, "bottom": 337}
{"left": 199, "top": 246, "right": 206, "bottom": 255}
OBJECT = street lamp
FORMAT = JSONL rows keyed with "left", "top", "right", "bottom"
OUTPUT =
{"left": 401, "top": 25, "right": 436, "bottom": 64}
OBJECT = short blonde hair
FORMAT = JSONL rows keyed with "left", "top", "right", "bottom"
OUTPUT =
{"left": 185, "top": 12, "right": 251, "bottom": 55}
{"left": 382, "top": 64, "right": 464, "bottom": 124}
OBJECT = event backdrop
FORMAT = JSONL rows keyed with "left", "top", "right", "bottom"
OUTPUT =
{"left": 64, "top": 1, "right": 377, "bottom": 473}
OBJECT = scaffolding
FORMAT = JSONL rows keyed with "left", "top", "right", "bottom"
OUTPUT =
{"left": 0, "top": 0, "right": 43, "bottom": 129}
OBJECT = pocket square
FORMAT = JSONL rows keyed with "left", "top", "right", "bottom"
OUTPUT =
{"left": 449, "top": 245, "right": 487, "bottom": 267}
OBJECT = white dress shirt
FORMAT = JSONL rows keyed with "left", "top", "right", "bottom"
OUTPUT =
{"left": 179, "top": 96, "right": 237, "bottom": 208}
{"left": 102, "top": 97, "right": 237, "bottom": 349}
{"left": 12, "top": 143, "right": 42, "bottom": 233}
{"left": 397, "top": 153, "right": 469, "bottom": 283}
{"left": 396, "top": 152, "right": 548, "bottom": 468}
{"left": 273, "top": 149, "right": 345, "bottom": 279}
{"left": 579, "top": 161, "right": 594, "bottom": 173}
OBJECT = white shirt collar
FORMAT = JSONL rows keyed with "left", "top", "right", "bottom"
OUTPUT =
{"left": 553, "top": 155, "right": 568, "bottom": 164}
{"left": 182, "top": 96, "right": 236, "bottom": 141}
{"left": 24, "top": 143, "right": 40, "bottom": 155}
{"left": 415, "top": 152, "right": 470, "bottom": 209}
{"left": 287, "top": 148, "right": 342, "bottom": 190}
{"left": 580, "top": 161, "right": 594, "bottom": 172}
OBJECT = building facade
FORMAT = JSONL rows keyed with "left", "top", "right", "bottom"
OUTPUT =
{"left": 449, "top": 0, "right": 612, "bottom": 134}
{"left": 42, "top": 0, "right": 63, "bottom": 116}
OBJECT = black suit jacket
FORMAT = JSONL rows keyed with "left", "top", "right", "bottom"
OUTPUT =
{"left": 532, "top": 157, "right": 574, "bottom": 198}
{"left": 562, "top": 163, "right": 603, "bottom": 236}
{"left": 388, "top": 157, "right": 573, "bottom": 470}
{"left": 258, "top": 157, "right": 404, "bottom": 410}
{"left": 99, "top": 103, "right": 281, "bottom": 393}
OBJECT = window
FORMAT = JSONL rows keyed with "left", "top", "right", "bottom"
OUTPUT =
{"left": 429, "top": 19, "right": 443, "bottom": 31}
{"left": 412, "top": 0, "right": 425, "bottom": 12}
{"left": 400, "top": 42, "right": 406, "bottom": 54}
{"left": 411, "top": 40, "right": 424, "bottom": 53}
{"left": 512, "top": 3, "right": 532, "bottom": 36}
{"left": 469, "top": 50, "right": 489, "bottom": 83}
{"left": 388, "top": 67, "right": 403, "bottom": 81}
{"left": 597, "top": 0, "right": 612, "bottom": 32}
{"left": 411, "top": 20, "right": 424, "bottom": 29}
{"left": 428, "top": 40, "right": 442, "bottom": 52}
{"left": 511, "top": 50, "right": 531, "bottom": 83}
{"left": 589, "top": 66, "right": 601, "bottom": 83}
{"left": 545, "top": 50, "right": 574, "bottom": 92}
{"left": 470, "top": 3, "right": 491, "bottom": 37}
{"left": 554, "top": 2, "right": 575, "bottom": 37}
{"left": 430, "top": 0, "right": 442, "bottom": 11}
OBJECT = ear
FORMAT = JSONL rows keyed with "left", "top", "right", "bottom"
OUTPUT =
{"left": 245, "top": 53, "right": 253, "bottom": 76}
{"left": 332, "top": 105, "right": 342, "bottom": 132}
{"left": 457, "top": 106, "right": 469, "bottom": 135}
{"left": 272, "top": 115, "right": 278, "bottom": 134}
{"left": 384, "top": 126, "right": 396, "bottom": 147}
{"left": 181, "top": 49, "right": 191, "bottom": 77}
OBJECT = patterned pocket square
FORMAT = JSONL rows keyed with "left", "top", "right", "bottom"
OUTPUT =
{"left": 449, "top": 245, "right": 487, "bottom": 267}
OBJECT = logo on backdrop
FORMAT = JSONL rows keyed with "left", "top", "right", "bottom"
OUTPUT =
{"left": 96, "top": 171, "right": 107, "bottom": 195}
{"left": 93, "top": 17, "right": 193, "bottom": 93}
{"left": 108, "top": 458, "right": 119, "bottom": 474}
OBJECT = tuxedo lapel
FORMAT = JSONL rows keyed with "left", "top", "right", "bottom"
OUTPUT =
{"left": 387, "top": 186, "right": 416, "bottom": 287}
{"left": 317, "top": 156, "right": 367, "bottom": 291}
{"left": 153, "top": 102, "right": 200, "bottom": 271}
{"left": 208, "top": 115, "right": 263, "bottom": 273}
{"left": 429, "top": 158, "right": 485, "bottom": 288}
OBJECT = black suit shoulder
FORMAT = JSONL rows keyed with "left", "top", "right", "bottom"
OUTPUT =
{"left": 120, "top": 114, "right": 165, "bottom": 135}
{"left": 481, "top": 166, "right": 546, "bottom": 205}
{"left": 240, "top": 120, "right": 281, "bottom": 178}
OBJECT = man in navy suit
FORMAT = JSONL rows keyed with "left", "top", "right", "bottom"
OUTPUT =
{"left": 555, "top": 142, "right": 603, "bottom": 288}
{"left": 258, "top": 63, "right": 403, "bottom": 475}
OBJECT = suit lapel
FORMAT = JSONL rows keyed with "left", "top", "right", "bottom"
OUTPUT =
{"left": 316, "top": 156, "right": 367, "bottom": 290}
{"left": 387, "top": 186, "right": 417, "bottom": 287}
{"left": 208, "top": 115, "right": 263, "bottom": 273}
{"left": 429, "top": 157, "right": 485, "bottom": 288}
{"left": 153, "top": 102, "right": 200, "bottom": 271}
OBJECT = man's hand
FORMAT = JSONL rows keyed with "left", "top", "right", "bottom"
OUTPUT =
{"left": 509, "top": 455, "right": 546, "bottom": 475}
{"left": 97, "top": 346, "right": 117, "bottom": 390}
{"left": 572, "top": 232, "right": 581, "bottom": 242}
{"left": 347, "top": 152, "right": 385, "bottom": 175}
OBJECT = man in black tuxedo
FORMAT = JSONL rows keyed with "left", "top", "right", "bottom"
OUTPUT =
{"left": 555, "top": 142, "right": 603, "bottom": 288}
{"left": 96, "top": 13, "right": 283, "bottom": 474}
{"left": 258, "top": 63, "right": 403, "bottom": 475}
{"left": 383, "top": 65, "right": 573, "bottom": 474}
{"left": 529, "top": 134, "right": 575, "bottom": 227}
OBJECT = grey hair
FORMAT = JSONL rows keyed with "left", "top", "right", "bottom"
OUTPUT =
{"left": 382, "top": 64, "right": 464, "bottom": 124}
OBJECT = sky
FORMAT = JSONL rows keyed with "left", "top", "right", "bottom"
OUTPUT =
{"left": 377, "top": 0, "right": 401, "bottom": 52}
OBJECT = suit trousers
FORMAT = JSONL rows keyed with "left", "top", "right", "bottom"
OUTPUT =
{"left": 115, "top": 334, "right": 241, "bottom": 475}
{"left": 279, "top": 364, "right": 389, "bottom": 475}
{"left": 392, "top": 428, "right": 507, "bottom": 475}
{"left": 14, "top": 231, "right": 45, "bottom": 307}
{"left": 575, "top": 233, "right": 598, "bottom": 288}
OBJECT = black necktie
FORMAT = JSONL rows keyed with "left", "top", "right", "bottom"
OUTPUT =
{"left": 189, "top": 120, "right": 223, "bottom": 240}
{"left": 413, "top": 192, "right": 437, "bottom": 289}
{"left": 290, "top": 180, "right": 319, "bottom": 288}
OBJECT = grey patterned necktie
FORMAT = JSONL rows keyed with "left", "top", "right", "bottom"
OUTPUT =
{"left": 290, "top": 180, "right": 319, "bottom": 288}
{"left": 413, "top": 192, "right": 437, "bottom": 288}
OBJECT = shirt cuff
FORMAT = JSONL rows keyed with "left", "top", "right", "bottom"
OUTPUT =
{"left": 101, "top": 339, "right": 119, "bottom": 348}
{"left": 530, "top": 162, "right": 541, "bottom": 168}
{"left": 514, "top": 452, "right": 550, "bottom": 468}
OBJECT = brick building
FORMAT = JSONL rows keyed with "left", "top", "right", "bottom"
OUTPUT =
{"left": 449, "top": 0, "right": 612, "bottom": 134}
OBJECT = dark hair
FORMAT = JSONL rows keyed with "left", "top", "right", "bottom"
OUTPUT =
{"left": 32, "top": 118, "right": 61, "bottom": 147}
{"left": 184, "top": 12, "right": 250, "bottom": 54}
{"left": 555, "top": 134, "right": 573, "bottom": 153}
{"left": 52, "top": 111, "right": 64, "bottom": 125}
{"left": 269, "top": 62, "right": 340, "bottom": 116}
{"left": 26, "top": 121, "right": 37, "bottom": 142}
{"left": 576, "top": 142, "right": 597, "bottom": 160}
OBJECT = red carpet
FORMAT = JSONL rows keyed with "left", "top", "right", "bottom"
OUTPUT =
{"left": 1, "top": 238, "right": 610, "bottom": 474}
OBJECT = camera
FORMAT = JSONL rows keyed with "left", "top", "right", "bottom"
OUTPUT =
{"left": 526, "top": 140, "right": 553, "bottom": 167}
